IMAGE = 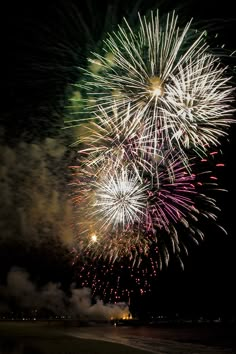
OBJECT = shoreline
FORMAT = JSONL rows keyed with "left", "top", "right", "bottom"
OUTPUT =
{"left": 0, "top": 321, "right": 234, "bottom": 354}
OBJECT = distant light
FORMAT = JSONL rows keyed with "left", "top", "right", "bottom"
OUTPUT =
{"left": 91, "top": 234, "right": 97, "bottom": 242}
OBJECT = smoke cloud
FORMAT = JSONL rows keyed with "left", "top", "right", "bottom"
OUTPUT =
{"left": 0, "top": 138, "right": 74, "bottom": 247}
{"left": 0, "top": 268, "right": 129, "bottom": 320}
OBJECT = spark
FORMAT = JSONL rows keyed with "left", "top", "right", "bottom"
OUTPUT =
{"left": 68, "top": 9, "right": 234, "bottom": 285}
{"left": 71, "top": 151, "right": 223, "bottom": 266}
{"left": 91, "top": 234, "right": 97, "bottom": 242}
{"left": 93, "top": 167, "right": 147, "bottom": 229}
{"left": 72, "top": 10, "right": 234, "bottom": 155}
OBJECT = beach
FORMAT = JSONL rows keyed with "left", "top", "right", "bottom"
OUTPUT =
{"left": 0, "top": 321, "right": 235, "bottom": 354}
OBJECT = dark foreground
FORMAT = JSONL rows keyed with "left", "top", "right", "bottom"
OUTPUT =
{"left": 0, "top": 322, "right": 149, "bottom": 354}
{"left": 0, "top": 321, "right": 235, "bottom": 354}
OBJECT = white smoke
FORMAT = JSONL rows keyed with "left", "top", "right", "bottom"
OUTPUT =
{"left": 0, "top": 138, "right": 74, "bottom": 247}
{"left": 0, "top": 268, "right": 129, "bottom": 320}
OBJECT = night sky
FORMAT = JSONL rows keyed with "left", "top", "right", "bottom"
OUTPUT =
{"left": 1, "top": 0, "right": 235, "bottom": 319}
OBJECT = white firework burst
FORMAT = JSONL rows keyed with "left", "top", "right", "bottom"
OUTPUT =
{"left": 164, "top": 54, "right": 234, "bottom": 149}
{"left": 74, "top": 10, "right": 234, "bottom": 155}
{"left": 75, "top": 103, "right": 169, "bottom": 178}
{"left": 69, "top": 9, "right": 233, "bottom": 269}
{"left": 93, "top": 166, "right": 148, "bottom": 230}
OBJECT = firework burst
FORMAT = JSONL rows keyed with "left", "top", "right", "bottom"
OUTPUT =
{"left": 70, "top": 149, "right": 223, "bottom": 266}
{"left": 93, "top": 167, "right": 147, "bottom": 229}
{"left": 68, "top": 9, "right": 234, "bottom": 288}
{"left": 72, "top": 10, "right": 234, "bottom": 155}
{"left": 164, "top": 54, "right": 234, "bottom": 149}
{"left": 74, "top": 103, "right": 173, "bottom": 178}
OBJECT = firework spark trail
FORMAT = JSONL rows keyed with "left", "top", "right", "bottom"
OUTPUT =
{"left": 164, "top": 54, "right": 234, "bottom": 149}
{"left": 72, "top": 155, "right": 224, "bottom": 298}
{"left": 73, "top": 103, "right": 178, "bottom": 179}
{"left": 73, "top": 104, "right": 151, "bottom": 173}
{"left": 70, "top": 150, "right": 223, "bottom": 266}
{"left": 68, "top": 9, "right": 234, "bottom": 282}
{"left": 93, "top": 167, "right": 147, "bottom": 229}
{"left": 71, "top": 10, "right": 234, "bottom": 156}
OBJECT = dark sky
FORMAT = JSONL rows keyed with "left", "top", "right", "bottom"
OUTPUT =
{"left": 0, "top": 0, "right": 235, "bottom": 318}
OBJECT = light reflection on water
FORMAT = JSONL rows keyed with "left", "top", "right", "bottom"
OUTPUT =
{"left": 0, "top": 324, "right": 235, "bottom": 354}
{"left": 64, "top": 325, "right": 235, "bottom": 354}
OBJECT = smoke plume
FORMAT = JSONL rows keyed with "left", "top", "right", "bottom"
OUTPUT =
{"left": 0, "top": 268, "right": 129, "bottom": 320}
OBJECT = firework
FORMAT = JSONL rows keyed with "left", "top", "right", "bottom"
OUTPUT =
{"left": 70, "top": 162, "right": 150, "bottom": 265}
{"left": 72, "top": 10, "right": 234, "bottom": 155}
{"left": 74, "top": 103, "right": 172, "bottom": 178}
{"left": 163, "top": 54, "right": 234, "bottom": 149}
{"left": 71, "top": 152, "right": 225, "bottom": 302}
{"left": 68, "top": 9, "right": 234, "bottom": 285}
{"left": 93, "top": 167, "right": 147, "bottom": 229}
{"left": 74, "top": 104, "right": 147, "bottom": 169}
{"left": 71, "top": 149, "right": 223, "bottom": 266}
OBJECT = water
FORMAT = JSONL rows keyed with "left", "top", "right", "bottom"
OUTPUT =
{"left": 65, "top": 323, "right": 236, "bottom": 353}
{"left": 0, "top": 322, "right": 235, "bottom": 354}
